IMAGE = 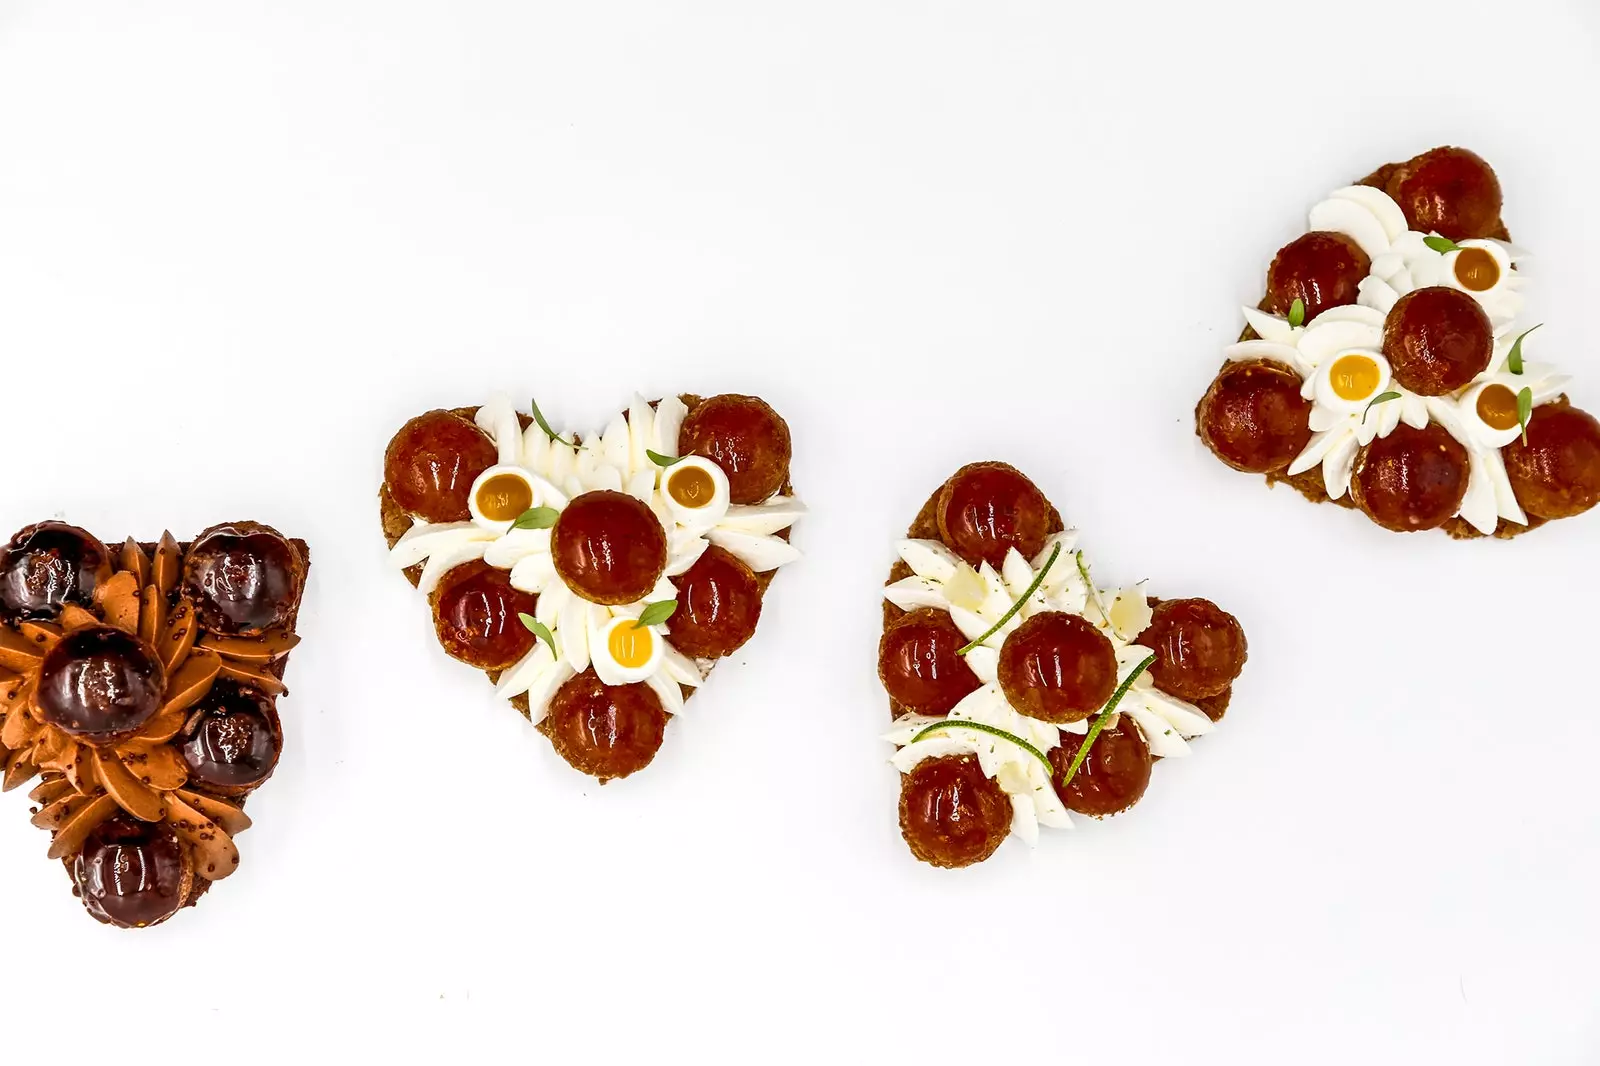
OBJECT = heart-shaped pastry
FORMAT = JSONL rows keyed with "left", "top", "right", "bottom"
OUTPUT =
{"left": 0, "top": 520, "right": 308, "bottom": 927}
{"left": 1197, "top": 145, "right": 1599, "bottom": 536}
{"left": 879, "top": 463, "right": 1245, "bottom": 868}
{"left": 380, "top": 393, "right": 804, "bottom": 782}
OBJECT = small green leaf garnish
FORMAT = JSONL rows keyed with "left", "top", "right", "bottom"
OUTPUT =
{"left": 518, "top": 613, "right": 556, "bottom": 653}
{"left": 511, "top": 506, "right": 560, "bottom": 530}
{"left": 1059, "top": 654, "right": 1156, "bottom": 788}
{"left": 1362, "top": 391, "right": 1402, "bottom": 425}
{"left": 1287, "top": 298, "right": 1306, "bottom": 328}
{"left": 909, "top": 721, "right": 1054, "bottom": 779}
{"left": 634, "top": 599, "right": 678, "bottom": 629}
{"left": 647, "top": 449, "right": 686, "bottom": 468}
{"left": 957, "top": 543, "right": 1061, "bottom": 656}
{"left": 1517, "top": 387, "right": 1534, "bottom": 445}
{"left": 530, "top": 397, "right": 578, "bottom": 447}
{"left": 1506, "top": 323, "right": 1540, "bottom": 375}
{"left": 1423, "top": 235, "right": 1463, "bottom": 254}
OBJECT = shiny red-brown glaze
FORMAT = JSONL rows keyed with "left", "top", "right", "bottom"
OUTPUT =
{"left": 544, "top": 668, "right": 668, "bottom": 781}
{"left": 177, "top": 682, "right": 282, "bottom": 793}
{"left": 677, "top": 394, "right": 792, "bottom": 505}
{"left": 935, "top": 462, "right": 1052, "bottom": 569}
{"left": 1503, "top": 404, "right": 1600, "bottom": 519}
{"left": 1381, "top": 287, "right": 1494, "bottom": 396}
{"left": 1266, "top": 231, "right": 1370, "bottom": 322}
{"left": 996, "top": 611, "right": 1118, "bottom": 724}
{"left": 1197, "top": 359, "right": 1314, "bottom": 474}
{"left": 383, "top": 409, "right": 499, "bottom": 523}
{"left": 878, "top": 607, "right": 981, "bottom": 717}
{"left": 36, "top": 627, "right": 167, "bottom": 745}
{"left": 668, "top": 545, "right": 763, "bottom": 659}
{"left": 1384, "top": 146, "right": 1504, "bottom": 242}
{"left": 898, "top": 755, "right": 1012, "bottom": 869}
{"left": 182, "top": 522, "right": 304, "bottom": 637}
{"left": 73, "top": 815, "right": 194, "bottom": 929}
{"left": 0, "top": 522, "right": 113, "bottom": 624}
{"left": 1350, "top": 422, "right": 1470, "bottom": 532}
{"left": 551, "top": 490, "right": 668, "bottom": 606}
{"left": 1140, "top": 598, "right": 1247, "bottom": 702}
{"left": 432, "top": 560, "right": 538, "bottom": 671}
{"left": 1049, "top": 715, "right": 1152, "bottom": 818}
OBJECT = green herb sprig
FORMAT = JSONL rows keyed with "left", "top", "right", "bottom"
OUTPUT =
{"left": 1516, "top": 387, "right": 1534, "bottom": 445}
{"left": 1506, "top": 324, "right": 1541, "bottom": 376}
{"left": 1287, "top": 298, "right": 1306, "bottom": 328}
{"left": 530, "top": 397, "right": 579, "bottom": 448}
{"left": 1423, "top": 235, "right": 1464, "bottom": 255}
{"left": 518, "top": 613, "right": 557, "bottom": 654}
{"left": 1058, "top": 654, "right": 1156, "bottom": 788}
{"left": 956, "top": 543, "right": 1061, "bottom": 656}
{"left": 512, "top": 506, "right": 560, "bottom": 530}
{"left": 1362, "top": 391, "right": 1402, "bottom": 425}
{"left": 647, "top": 449, "right": 686, "bottom": 468}
{"left": 909, "top": 720, "right": 1054, "bottom": 779}
{"left": 634, "top": 599, "right": 678, "bottom": 629}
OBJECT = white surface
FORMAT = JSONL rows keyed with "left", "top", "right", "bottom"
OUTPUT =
{"left": 0, "top": 1, "right": 1596, "bottom": 1060}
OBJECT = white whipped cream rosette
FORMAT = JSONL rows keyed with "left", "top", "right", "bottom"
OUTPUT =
{"left": 390, "top": 393, "right": 806, "bottom": 723}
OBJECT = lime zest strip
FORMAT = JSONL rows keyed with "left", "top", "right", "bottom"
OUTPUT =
{"left": 1059, "top": 653, "right": 1156, "bottom": 788}
{"left": 956, "top": 542, "right": 1061, "bottom": 656}
{"left": 909, "top": 720, "right": 1054, "bottom": 778}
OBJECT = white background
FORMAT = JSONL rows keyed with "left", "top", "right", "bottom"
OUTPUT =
{"left": 0, "top": 1, "right": 1596, "bottom": 1061}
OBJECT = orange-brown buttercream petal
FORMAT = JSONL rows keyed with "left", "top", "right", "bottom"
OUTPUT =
{"left": 45, "top": 794, "right": 117, "bottom": 861}
{"left": 151, "top": 648, "right": 220, "bottom": 724}
{"left": 94, "top": 749, "right": 166, "bottom": 822}
{"left": 1, "top": 696, "right": 40, "bottom": 750}
{"left": 173, "top": 789, "right": 251, "bottom": 836}
{"left": 94, "top": 572, "right": 142, "bottom": 634}
{"left": 217, "top": 658, "right": 286, "bottom": 696}
{"left": 58, "top": 604, "right": 100, "bottom": 634}
{"left": 153, "top": 533, "right": 181, "bottom": 598}
{"left": 28, "top": 774, "right": 74, "bottom": 806}
{"left": 138, "top": 585, "right": 165, "bottom": 648}
{"left": 165, "top": 792, "right": 239, "bottom": 881}
{"left": 2, "top": 748, "right": 37, "bottom": 792}
{"left": 0, "top": 628, "right": 44, "bottom": 672}
{"left": 119, "top": 740, "right": 188, "bottom": 792}
{"left": 199, "top": 629, "right": 300, "bottom": 665}
{"left": 119, "top": 538, "right": 151, "bottom": 589}
{"left": 159, "top": 599, "right": 199, "bottom": 676}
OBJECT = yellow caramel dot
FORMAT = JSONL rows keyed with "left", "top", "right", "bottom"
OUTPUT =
{"left": 608, "top": 621, "right": 654, "bottom": 669}
{"left": 1476, "top": 383, "right": 1521, "bottom": 431}
{"left": 668, "top": 466, "right": 717, "bottom": 508}
{"left": 477, "top": 474, "right": 533, "bottom": 521}
{"left": 1329, "top": 354, "right": 1382, "bottom": 402}
{"left": 1454, "top": 247, "right": 1501, "bottom": 293}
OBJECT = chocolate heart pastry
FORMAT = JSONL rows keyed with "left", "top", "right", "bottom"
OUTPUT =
{"left": 880, "top": 463, "right": 1246, "bottom": 868}
{"left": 1196, "top": 145, "right": 1597, "bottom": 538}
{"left": 380, "top": 393, "right": 804, "bottom": 783}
